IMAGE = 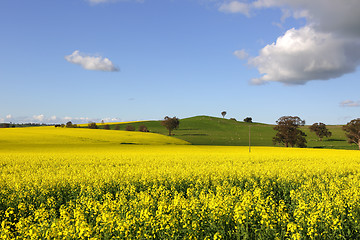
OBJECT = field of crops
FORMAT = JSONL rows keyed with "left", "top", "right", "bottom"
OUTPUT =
{"left": 1, "top": 127, "right": 360, "bottom": 239}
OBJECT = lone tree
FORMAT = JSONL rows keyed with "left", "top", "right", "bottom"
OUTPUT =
{"left": 244, "top": 117, "right": 252, "bottom": 123}
{"left": 88, "top": 122, "right": 98, "bottom": 129}
{"left": 273, "top": 116, "right": 307, "bottom": 148}
{"left": 221, "top": 111, "right": 227, "bottom": 118}
{"left": 343, "top": 118, "right": 360, "bottom": 150}
{"left": 66, "top": 121, "right": 73, "bottom": 128}
{"left": 161, "top": 116, "right": 180, "bottom": 136}
{"left": 309, "top": 122, "right": 332, "bottom": 141}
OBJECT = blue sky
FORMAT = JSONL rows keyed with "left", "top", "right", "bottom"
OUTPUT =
{"left": 1, "top": 0, "right": 359, "bottom": 125}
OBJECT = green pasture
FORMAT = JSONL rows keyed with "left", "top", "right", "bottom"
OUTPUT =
{"left": 97, "top": 116, "right": 357, "bottom": 150}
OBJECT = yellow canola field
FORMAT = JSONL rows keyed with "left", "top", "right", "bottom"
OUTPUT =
{"left": 0, "top": 126, "right": 189, "bottom": 151}
{"left": 1, "top": 127, "right": 360, "bottom": 239}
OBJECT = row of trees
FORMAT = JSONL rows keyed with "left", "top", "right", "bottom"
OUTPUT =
{"left": 62, "top": 121, "right": 150, "bottom": 132}
{"left": 273, "top": 116, "right": 360, "bottom": 150}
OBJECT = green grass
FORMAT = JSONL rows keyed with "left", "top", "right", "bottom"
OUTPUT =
{"left": 96, "top": 115, "right": 357, "bottom": 150}
{"left": 301, "top": 125, "right": 356, "bottom": 150}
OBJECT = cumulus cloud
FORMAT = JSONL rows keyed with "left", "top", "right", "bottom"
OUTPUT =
{"left": 249, "top": 27, "right": 360, "bottom": 85}
{"left": 219, "top": 1, "right": 250, "bottom": 16}
{"left": 6, "top": 114, "right": 12, "bottom": 120}
{"left": 65, "top": 50, "right": 119, "bottom": 72}
{"left": 251, "top": 0, "right": 360, "bottom": 37}
{"left": 340, "top": 100, "right": 360, "bottom": 107}
{"left": 226, "top": 0, "right": 360, "bottom": 85}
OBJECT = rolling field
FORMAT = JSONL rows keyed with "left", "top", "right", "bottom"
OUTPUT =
{"left": 98, "top": 116, "right": 356, "bottom": 150}
{"left": 1, "top": 127, "right": 360, "bottom": 239}
{"left": 0, "top": 126, "right": 189, "bottom": 152}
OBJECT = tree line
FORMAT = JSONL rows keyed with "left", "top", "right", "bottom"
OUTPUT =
{"left": 272, "top": 116, "right": 360, "bottom": 150}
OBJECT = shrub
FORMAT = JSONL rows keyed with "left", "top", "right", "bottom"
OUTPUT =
{"left": 88, "top": 122, "right": 98, "bottom": 129}
{"left": 125, "top": 125, "right": 135, "bottom": 131}
{"left": 139, "top": 125, "right": 149, "bottom": 132}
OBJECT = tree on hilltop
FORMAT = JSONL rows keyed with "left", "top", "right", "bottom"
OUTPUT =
{"left": 161, "top": 116, "right": 180, "bottom": 136}
{"left": 309, "top": 122, "right": 332, "bottom": 141}
{"left": 273, "top": 116, "right": 307, "bottom": 148}
{"left": 343, "top": 118, "right": 360, "bottom": 150}
{"left": 221, "top": 111, "right": 227, "bottom": 118}
{"left": 244, "top": 117, "right": 252, "bottom": 123}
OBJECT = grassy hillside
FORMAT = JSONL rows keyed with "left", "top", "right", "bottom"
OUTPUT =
{"left": 98, "top": 116, "right": 274, "bottom": 146}
{"left": 99, "top": 115, "right": 356, "bottom": 150}
{"left": 301, "top": 125, "right": 354, "bottom": 149}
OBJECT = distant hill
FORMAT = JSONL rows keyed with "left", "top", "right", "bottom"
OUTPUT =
{"left": 97, "top": 115, "right": 356, "bottom": 150}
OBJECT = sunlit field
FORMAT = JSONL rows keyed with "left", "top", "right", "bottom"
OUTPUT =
{"left": 1, "top": 127, "right": 360, "bottom": 239}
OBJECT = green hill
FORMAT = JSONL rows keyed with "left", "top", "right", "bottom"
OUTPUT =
{"left": 97, "top": 115, "right": 356, "bottom": 150}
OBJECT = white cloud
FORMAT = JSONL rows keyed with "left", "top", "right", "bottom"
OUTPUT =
{"left": 65, "top": 50, "right": 119, "bottom": 72}
{"left": 0, "top": 115, "right": 124, "bottom": 124}
{"left": 249, "top": 27, "right": 360, "bottom": 85}
{"left": 218, "top": 1, "right": 250, "bottom": 16}
{"left": 101, "top": 117, "right": 123, "bottom": 122}
{"left": 233, "top": 49, "right": 249, "bottom": 60}
{"left": 33, "top": 114, "right": 45, "bottom": 122}
{"left": 251, "top": 0, "right": 360, "bottom": 37}
{"left": 340, "top": 100, "right": 360, "bottom": 107}
{"left": 63, "top": 117, "right": 73, "bottom": 121}
{"left": 226, "top": 0, "right": 360, "bottom": 85}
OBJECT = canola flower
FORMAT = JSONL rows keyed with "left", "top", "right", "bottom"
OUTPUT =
{"left": 1, "top": 127, "right": 360, "bottom": 239}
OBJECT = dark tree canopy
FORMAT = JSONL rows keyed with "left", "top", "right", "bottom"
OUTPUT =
{"left": 66, "top": 121, "right": 73, "bottom": 128}
{"left": 66, "top": 121, "right": 78, "bottom": 128}
{"left": 88, "top": 122, "right": 98, "bottom": 129}
{"left": 221, "top": 111, "right": 227, "bottom": 118}
{"left": 125, "top": 125, "right": 135, "bottom": 131}
{"left": 161, "top": 116, "right": 180, "bottom": 136}
{"left": 273, "top": 116, "right": 307, "bottom": 148}
{"left": 138, "top": 125, "right": 149, "bottom": 132}
{"left": 309, "top": 122, "right": 332, "bottom": 141}
{"left": 244, "top": 117, "right": 252, "bottom": 123}
{"left": 343, "top": 118, "right": 360, "bottom": 150}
